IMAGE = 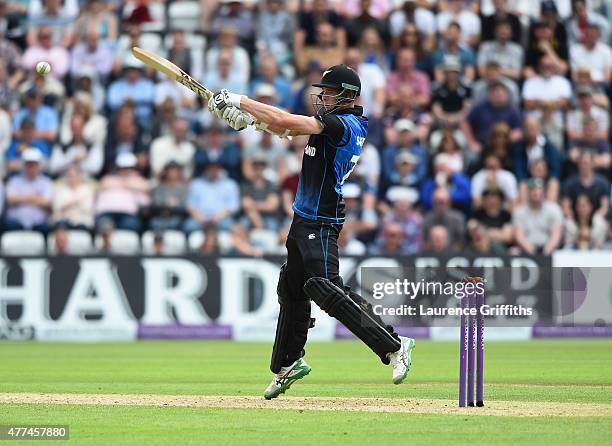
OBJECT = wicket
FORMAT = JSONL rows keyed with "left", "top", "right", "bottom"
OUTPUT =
{"left": 459, "top": 277, "right": 485, "bottom": 407}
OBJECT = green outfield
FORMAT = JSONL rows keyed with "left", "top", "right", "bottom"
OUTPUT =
{"left": 1, "top": 340, "right": 611, "bottom": 445}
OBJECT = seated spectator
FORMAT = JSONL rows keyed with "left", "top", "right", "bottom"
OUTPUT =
{"left": 567, "top": 0, "right": 610, "bottom": 46}
{"left": 291, "top": 61, "right": 324, "bottom": 115}
{"left": 229, "top": 223, "right": 264, "bottom": 257}
{"left": 209, "top": 0, "right": 255, "bottom": 46}
{"left": 352, "top": 137, "right": 381, "bottom": 196}
{"left": 199, "top": 225, "right": 222, "bottom": 255}
{"left": 513, "top": 178, "right": 563, "bottom": 255}
{"left": 150, "top": 116, "right": 195, "bottom": 178}
{"left": 69, "top": 28, "right": 113, "bottom": 84}
{"left": 378, "top": 186, "right": 422, "bottom": 255}
{"left": 295, "top": 21, "right": 344, "bottom": 75}
{"left": 524, "top": 20, "right": 568, "bottom": 78}
{"left": 104, "top": 103, "right": 147, "bottom": 174}
{"left": 388, "top": 2, "right": 436, "bottom": 51}
{"left": 49, "top": 113, "right": 103, "bottom": 178}
{"left": 564, "top": 193, "right": 609, "bottom": 249}
{"left": 184, "top": 162, "right": 240, "bottom": 233}
{"left": 466, "top": 219, "right": 506, "bottom": 255}
{"left": 423, "top": 187, "right": 466, "bottom": 250}
{"left": 471, "top": 153, "right": 518, "bottom": 210}
{"left": 6, "top": 118, "right": 50, "bottom": 174}
{"left": 13, "top": 87, "right": 58, "bottom": 152}
{"left": 424, "top": 224, "right": 453, "bottom": 255}
{"left": 4, "top": 148, "right": 53, "bottom": 234}
{"left": 435, "top": 0, "right": 481, "bottom": 48}
{"left": 369, "top": 221, "right": 407, "bottom": 255}
{"left": 421, "top": 153, "right": 471, "bottom": 213}
{"left": 561, "top": 151, "right": 609, "bottom": 220}
{"left": 358, "top": 26, "right": 391, "bottom": 73}
{"left": 431, "top": 128, "right": 465, "bottom": 173}
{"left": 256, "top": 0, "right": 295, "bottom": 63}
{"left": 478, "top": 122, "right": 514, "bottom": 174}
{"left": 26, "top": 0, "right": 76, "bottom": 48}
{"left": 432, "top": 22, "right": 476, "bottom": 83}
{"left": 431, "top": 57, "right": 471, "bottom": 127}
{"left": 513, "top": 116, "right": 562, "bottom": 184}
{"left": 204, "top": 48, "right": 248, "bottom": 96}
{"left": 567, "top": 117, "right": 610, "bottom": 176}
{"left": 194, "top": 124, "right": 241, "bottom": 181}
{"left": 166, "top": 30, "right": 197, "bottom": 79}
{"left": 0, "top": 25, "right": 24, "bottom": 94}
{"left": 240, "top": 156, "right": 280, "bottom": 230}
{"left": 566, "top": 86, "right": 609, "bottom": 143}
{"left": 343, "top": 183, "right": 378, "bottom": 243}
{"left": 74, "top": 0, "right": 118, "bottom": 43}
{"left": 17, "top": 70, "right": 66, "bottom": 108}
{"left": 395, "top": 23, "right": 435, "bottom": 75}
{"left": 480, "top": 0, "right": 522, "bottom": 43}
{"left": 294, "top": 0, "right": 346, "bottom": 66}
{"left": 570, "top": 22, "right": 611, "bottom": 86}
{"left": 60, "top": 92, "right": 107, "bottom": 146}
{"left": 344, "top": 48, "right": 386, "bottom": 120}
{"left": 52, "top": 164, "right": 95, "bottom": 230}
{"left": 471, "top": 60, "right": 519, "bottom": 105}
{"left": 477, "top": 20, "right": 523, "bottom": 81}
{"left": 52, "top": 226, "right": 71, "bottom": 255}
{"left": 112, "top": 22, "right": 150, "bottom": 76}
{"left": 382, "top": 119, "right": 427, "bottom": 188}
{"left": 22, "top": 26, "right": 69, "bottom": 80}
{"left": 573, "top": 67, "right": 609, "bottom": 109}
{"left": 338, "top": 221, "right": 366, "bottom": 255}
{"left": 462, "top": 81, "right": 522, "bottom": 153}
{"left": 387, "top": 48, "right": 431, "bottom": 109}
{"left": 149, "top": 162, "right": 188, "bottom": 232}
{"left": 95, "top": 152, "right": 151, "bottom": 233}
{"left": 250, "top": 54, "right": 292, "bottom": 110}
{"left": 472, "top": 187, "right": 513, "bottom": 246}
{"left": 519, "top": 158, "right": 559, "bottom": 203}
{"left": 107, "top": 60, "right": 155, "bottom": 128}
{"left": 206, "top": 26, "right": 250, "bottom": 87}
{"left": 343, "top": 0, "right": 388, "bottom": 46}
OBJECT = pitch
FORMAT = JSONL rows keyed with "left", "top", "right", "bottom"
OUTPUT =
{"left": 0, "top": 340, "right": 611, "bottom": 445}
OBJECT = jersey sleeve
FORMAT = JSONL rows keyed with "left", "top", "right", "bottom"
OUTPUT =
{"left": 315, "top": 114, "right": 347, "bottom": 146}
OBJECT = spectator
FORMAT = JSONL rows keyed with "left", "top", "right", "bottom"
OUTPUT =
{"left": 26, "top": 0, "right": 75, "bottom": 48}
{"left": 210, "top": 0, "right": 255, "bottom": 46}
{"left": 471, "top": 60, "right": 519, "bottom": 105}
{"left": 256, "top": 0, "right": 295, "bottom": 62}
{"left": 431, "top": 57, "right": 471, "bottom": 127}
{"left": 345, "top": 1, "right": 388, "bottom": 48}
{"left": 481, "top": 122, "right": 514, "bottom": 172}
{"left": 388, "top": 1, "right": 436, "bottom": 51}
{"left": 150, "top": 116, "right": 195, "bottom": 178}
{"left": 570, "top": 22, "right": 611, "bottom": 87}
{"left": 294, "top": 0, "right": 346, "bottom": 56}
{"left": 480, "top": 0, "right": 522, "bottom": 43}
{"left": 194, "top": 124, "right": 241, "bottom": 181}
{"left": 519, "top": 158, "right": 559, "bottom": 203}
{"left": 204, "top": 48, "right": 248, "bottom": 96}
{"left": 95, "top": 152, "right": 150, "bottom": 233}
{"left": 69, "top": 28, "right": 113, "bottom": 84}
{"left": 423, "top": 187, "right": 466, "bottom": 249}
{"left": 421, "top": 153, "right": 471, "bottom": 213}
{"left": 149, "top": 162, "right": 188, "bottom": 231}
{"left": 424, "top": 224, "right": 452, "bottom": 254}
{"left": 207, "top": 26, "right": 250, "bottom": 87}
{"left": 477, "top": 20, "right": 523, "bottom": 81}
{"left": 250, "top": 55, "right": 292, "bottom": 109}
{"left": 22, "top": 26, "right": 70, "bottom": 80}
{"left": 107, "top": 60, "right": 155, "bottom": 127}
{"left": 49, "top": 112, "right": 103, "bottom": 178}
{"left": 4, "top": 148, "right": 53, "bottom": 234}
{"left": 462, "top": 81, "right": 522, "bottom": 153}
{"left": 369, "top": 221, "right": 406, "bottom": 255}
{"left": 378, "top": 186, "right": 422, "bottom": 255}
{"left": 435, "top": 0, "right": 481, "bottom": 48}
{"left": 0, "top": 23, "right": 24, "bottom": 91}
{"left": 13, "top": 87, "right": 59, "bottom": 149}
{"left": 567, "top": 117, "right": 611, "bottom": 176}
{"left": 184, "top": 161, "right": 240, "bottom": 233}
{"left": 52, "top": 164, "right": 95, "bottom": 230}
{"left": 60, "top": 91, "right": 107, "bottom": 147}
{"left": 432, "top": 22, "right": 476, "bottom": 83}
{"left": 166, "top": 30, "right": 197, "bottom": 79}
{"left": 382, "top": 119, "right": 427, "bottom": 188}
{"left": 513, "top": 116, "right": 562, "bottom": 184}
{"left": 358, "top": 26, "right": 390, "bottom": 73}
{"left": 430, "top": 128, "right": 465, "bottom": 173}
{"left": 74, "top": 0, "right": 118, "bottom": 43}
{"left": 240, "top": 156, "right": 280, "bottom": 230}
{"left": 524, "top": 20, "right": 568, "bottom": 78}
{"left": 466, "top": 219, "right": 506, "bottom": 254}
{"left": 291, "top": 60, "right": 324, "bottom": 115}
{"left": 563, "top": 193, "right": 609, "bottom": 249}
{"left": 513, "top": 178, "right": 563, "bottom": 255}
{"left": 70, "top": 67, "right": 105, "bottom": 112}
{"left": 199, "top": 225, "right": 222, "bottom": 255}
{"left": 229, "top": 223, "right": 264, "bottom": 257}
{"left": 562, "top": 151, "right": 609, "bottom": 219}
{"left": 567, "top": 86, "right": 609, "bottom": 143}
{"left": 471, "top": 153, "right": 518, "bottom": 210}
{"left": 572, "top": 66, "right": 609, "bottom": 109}
{"left": 344, "top": 48, "right": 386, "bottom": 119}
{"left": 387, "top": 48, "right": 431, "bottom": 109}
{"left": 294, "top": 21, "right": 344, "bottom": 75}
{"left": 472, "top": 187, "right": 513, "bottom": 246}
{"left": 6, "top": 118, "right": 50, "bottom": 174}
{"left": 104, "top": 103, "right": 147, "bottom": 174}
{"left": 338, "top": 221, "right": 367, "bottom": 255}
{"left": 567, "top": 0, "right": 610, "bottom": 45}
{"left": 343, "top": 183, "right": 378, "bottom": 242}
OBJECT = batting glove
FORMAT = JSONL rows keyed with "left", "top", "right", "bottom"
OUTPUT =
{"left": 208, "top": 89, "right": 242, "bottom": 120}
{"left": 222, "top": 106, "right": 252, "bottom": 131}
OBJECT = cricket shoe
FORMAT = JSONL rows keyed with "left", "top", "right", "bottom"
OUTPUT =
{"left": 264, "top": 358, "right": 311, "bottom": 400}
{"left": 387, "top": 336, "right": 415, "bottom": 385}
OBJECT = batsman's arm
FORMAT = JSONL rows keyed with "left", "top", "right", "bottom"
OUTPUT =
{"left": 240, "top": 97, "right": 323, "bottom": 137}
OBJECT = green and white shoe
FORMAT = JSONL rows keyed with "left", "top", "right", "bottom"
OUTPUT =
{"left": 264, "top": 358, "right": 311, "bottom": 400}
{"left": 387, "top": 336, "right": 415, "bottom": 385}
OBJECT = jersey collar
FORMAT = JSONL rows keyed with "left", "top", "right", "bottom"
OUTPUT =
{"left": 333, "top": 106, "right": 364, "bottom": 117}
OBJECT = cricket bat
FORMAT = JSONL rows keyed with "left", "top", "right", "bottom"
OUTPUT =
{"left": 131, "top": 47, "right": 289, "bottom": 138}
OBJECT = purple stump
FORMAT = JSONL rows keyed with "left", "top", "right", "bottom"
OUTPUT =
{"left": 467, "top": 291, "right": 476, "bottom": 406}
{"left": 476, "top": 288, "right": 485, "bottom": 406}
{"left": 459, "top": 292, "right": 468, "bottom": 407}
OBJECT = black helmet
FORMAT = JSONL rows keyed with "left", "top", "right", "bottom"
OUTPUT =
{"left": 312, "top": 64, "right": 361, "bottom": 96}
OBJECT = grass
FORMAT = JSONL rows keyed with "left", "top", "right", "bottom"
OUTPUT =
{"left": 1, "top": 340, "right": 611, "bottom": 445}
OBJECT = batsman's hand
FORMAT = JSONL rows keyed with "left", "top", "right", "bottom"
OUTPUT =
{"left": 208, "top": 89, "right": 242, "bottom": 120}
{"left": 222, "top": 106, "right": 252, "bottom": 131}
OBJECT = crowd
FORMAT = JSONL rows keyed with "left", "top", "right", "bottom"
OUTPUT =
{"left": 0, "top": 0, "right": 610, "bottom": 256}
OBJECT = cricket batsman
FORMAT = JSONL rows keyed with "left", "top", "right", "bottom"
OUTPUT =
{"left": 207, "top": 64, "right": 415, "bottom": 400}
